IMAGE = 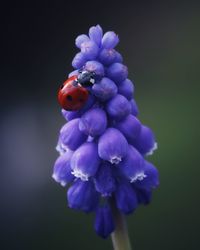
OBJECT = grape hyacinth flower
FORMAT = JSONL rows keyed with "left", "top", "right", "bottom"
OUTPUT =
{"left": 53, "top": 25, "right": 159, "bottom": 249}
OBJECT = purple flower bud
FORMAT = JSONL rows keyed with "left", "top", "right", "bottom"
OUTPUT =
{"left": 102, "top": 31, "right": 119, "bottom": 49}
{"left": 106, "top": 94, "right": 131, "bottom": 120}
{"left": 133, "top": 125, "right": 157, "bottom": 155}
{"left": 89, "top": 25, "right": 103, "bottom": 47}
{"left": 106, "top": 63, "right": 128, "bottom": 83}
{"left": 92, "top": 77, "right": 117, "bottom": 101}
{"left": 52, "top": 150, "right": 74, "bottom": 186}
{"left": 81, "top": 40, "right": 99, "bottom": 60}
{"left": 98, "top": 128, "right": 128, "bottom": 164}
{"left": 68, "top": 69, "right": 79, "bottom": 78}
{"left": 84, "top": 60, "right": 104, "bottom": 78}
{"left": 115, "top": 182, "right": 138, "bottom": 214}
{"left": 98, "top": 49, "right": 117, "bottom": 66}
{"left": 118, "top": 79, "right": 134, "bottom": 100}
{"left": 79, "top": 108, "right": 107, "bottom": 137}
{"left": 118, "top": 145, "right": 145, "bottom": 183}
{"left": 130, "top": 99, "right": 139, "bottom": 116}
{"left": 94, "top": 162, "right": 116, "bottom": 196}
{"left": 67, "top": 179, "right": 99, "bottom": 212}
{"left": 71, "top": 142, "right": 100, "bottom": 181}
{"left": 75, "top": 34, "right": 90, "bottom": 48}
{"left": 72, "top": 52, "right": 87, "bottom": 69}
{"left": 94, "top": 204, "right": 115, "bottom": 238}
{"left": 115, "top": 115, "right": 141, "bottom": 143}
{"left": 59, "top": 119, "right": 87, "bottom": 151}
{"left": 61, "top": 109, "right": 80, "bottom": 121}
{"left": 134, "top": 161, "right": 159, "bottom": 190}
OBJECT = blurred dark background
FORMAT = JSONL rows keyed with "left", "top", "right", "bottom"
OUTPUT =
{"left": 1, "top": 0, "right": 200, "bottom": 249}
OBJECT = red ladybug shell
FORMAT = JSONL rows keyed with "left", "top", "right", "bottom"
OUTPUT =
{"left": 58, "top": 75, "right": 89, "bottom": 111}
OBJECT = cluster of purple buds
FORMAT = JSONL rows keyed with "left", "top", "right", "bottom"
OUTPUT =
{"left": 53, "top": 25, "right": 159, "bottom": 238}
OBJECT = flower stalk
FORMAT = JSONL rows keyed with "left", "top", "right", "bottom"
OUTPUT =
{"left": 111, "top": 199, "right": 132, "bottom": 250}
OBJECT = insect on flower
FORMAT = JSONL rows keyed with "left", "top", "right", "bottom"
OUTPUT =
{"left": 58, "top": 70, "right": 96, "bottom": 111}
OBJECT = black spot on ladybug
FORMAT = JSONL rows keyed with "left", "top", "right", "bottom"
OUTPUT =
{"left": 67, "top": 95, "right": 73, "bottom": 101}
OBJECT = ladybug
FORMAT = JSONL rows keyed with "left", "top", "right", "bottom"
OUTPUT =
{"left": 58, "top": 71, "right": 95, "bottom": 111}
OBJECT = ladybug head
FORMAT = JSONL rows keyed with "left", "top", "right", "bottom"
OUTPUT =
{"left": 77, "top": 70, "right": 96, "bottom": 87}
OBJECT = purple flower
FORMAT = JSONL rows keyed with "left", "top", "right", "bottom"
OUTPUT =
{"left": 71, "top": 142, "right": 100, "bottom": 181}
{"left": 59, "top": 118, "right": 87, "bottom": 150}
{"left": 106, "top": 94, "right": 131, "bottom": 121}
{"left": 98, "top": 128, "right": 128, "bottom": 164}
{"left": 102, "top": 31, "right": 119, "bottom": 49}
{"left": 92, "top": 77, "right": 117, "bottom": 101}
{"left": 79, "top": 108, "right": 107, "bottom": 137}
{"left": 53, "top": 24, "right": 159, "bottom": 239}
{"left": 106, "top": 63, "right": 128, "bottom": 83}
{"left": 94, "top": 204, "right": 115, "bottom": 238}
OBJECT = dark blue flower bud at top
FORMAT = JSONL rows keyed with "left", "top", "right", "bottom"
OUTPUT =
{"left": 134, "top": 161, "right": 159, "bottom": 190}
{"left": 94, "top": 162, "right": 116, "bottom": 196}
{"left": 79, "top": 108, "right": 107, "bottom": 137}
{"left": 52, "top": 150, "right": 74, "bottom": 186}
{"left": 133, "top": 125, "right": 157, "bottom": 156}
{"left": 84, "top": 60, "right": 104, "bottom": 78}
{"left": 130, "top": 99, "right": 139, "bottom": 116}
{"left": 80, "top": 40, "right": 99, "bottom": 60}
{"left": 94, "top": 204, "right": 115, "bottom": 238}
{"left": 106, "top": 63, "right": 128, "bottom": 83}
{"left": 106, "top": 94, "right": 131, "bottom": 120}
{"left": 102, "top": 31, "right": 119, "bottom": 49}
{"left": 67, "top": 179, "right": 99, "bottom": 212}
{"left": 75, "top": 34, "right": 90, "bottom": 48}
{"left": 115, "top": 181, "right": 138, "bottom": 214}
{"left": 98, "top": 128, "right": 128, "bottom": 164}
{"left": 135, "top": 188, "right": 152, "bottom": 205}
{"left": 92, "top": 77, "right": 117, "bottom": 102}
{"left": 72, "top": 52, "right": 87, "bottom": 69}
{"left": 115, "top": 115, "right": 141, "bottom": 143}
{"left": 89, "top": 25, "right": 103, "bottom": 47}
{"left": 59, "top": 119, "right": 87, "bottom": 150}
{"left": 117, "top": 145, "right": 145, "bottom": 183}
{"left": 118, "top": 79, "right": 134, "bottom": 100}
{"left": 71, "top": 142, "right": 100, "bottom": 181}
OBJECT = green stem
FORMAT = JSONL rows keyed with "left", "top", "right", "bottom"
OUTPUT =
{"left": 111, "top": 201, "right": 132, "bottom": 250}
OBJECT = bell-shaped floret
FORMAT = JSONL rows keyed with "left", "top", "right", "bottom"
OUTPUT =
{"left": 67, "top": 179, "right": 99, "bottom": 212}
{"left": 79, "top": 108, "right": 107, "bottom": 137}
{"left": 61, "top": 109, "right": 80, "bottom": 121}
{"left": 52, "top": 150, "right": 74, "bottom": 186}
{"left": 89, "top": 25, "right": 103, "bottom": 47}
{"left": 102, "top": 31, "right": 119, "bottom": 49}
{"left": 115, "top": 115, "right": 141, "bottom": 143}
{"left": 94, "top": 162, "right": 116, "bottom": 196}
{"left": 84, "top": 60, "right": 104, "bottom": 78}
{"left": 94, "top": 204, "right": 115, "bottom": 238}
{"left": 98, "top": 128, "right": 128, "bottom": 164}
{"left": 92, "top": 77, "right": 117, "bottom": 102}
{"left": 115, "top": 51, "right": 123, "bottom": 63}
{"left": 115, "top": 181, "right": 138, "bottom": 214}
{"left": 71, "top": 142, "right": 100, "bottom": 181}
{"left": 59, "top": 119, "right": 87, "bottom": 150}
{"left": 75, "top": 34, "right": 90, "bottom": 48}
{"left": 118, "top": 79, "right": 134, "bottom": 100}
{"left": 106, "top": 94, "right": 131, "bottom": 120}
{"left": 106, "top": 63, "right": 128, "bottom": 83}
{"left": 80, "top": 40, "right": 99, "bottom": 60}
{"left": 134, "top": 161, "right": 159, "bottom": 190}
{"left": 133, "top": 125, "right": 157, "bottom": 155}
{"left": 117, "top": 145, "right": 145, "bottom": 183}
{"left": 72, "top": 52, "right": 87, "bottom": 69}
{"left": 135, "top": 187, "right": 152, "bottom": 205}
{"left": 129, "top": 99, "right": 139, "bottom": 116}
